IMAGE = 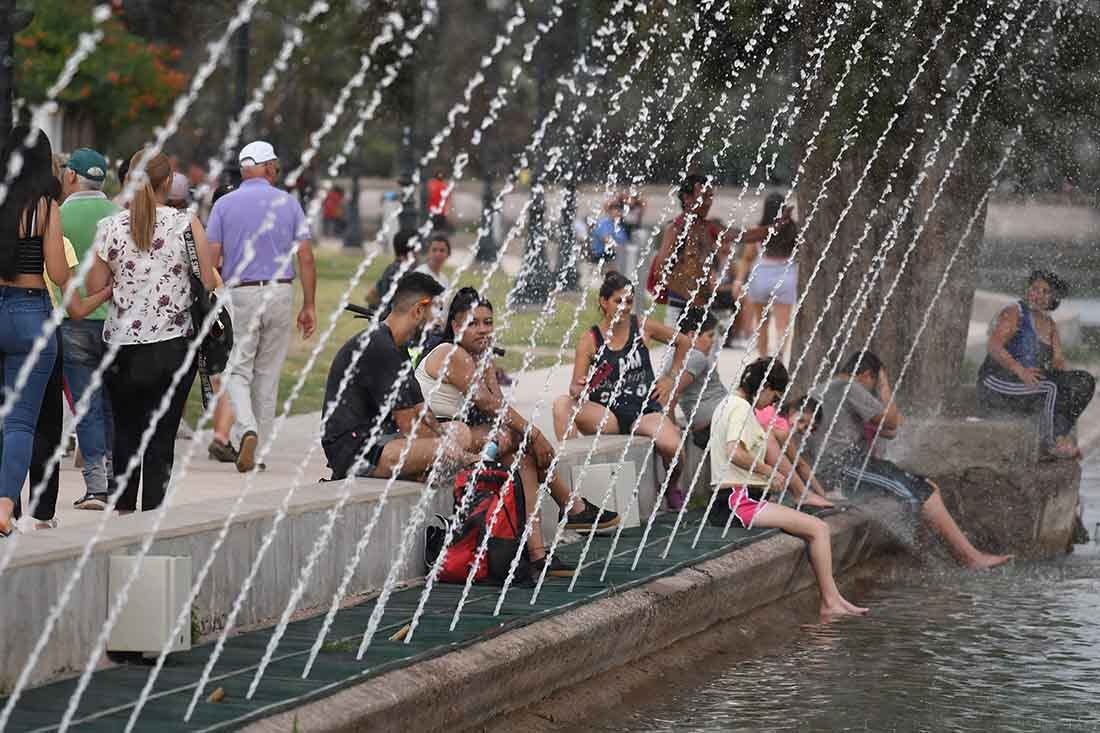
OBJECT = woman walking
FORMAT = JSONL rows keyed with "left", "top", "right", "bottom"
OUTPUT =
{"left": 86, "top": 150, "right": 217, "bottom": 512}
{"left": 743, "top": 193, "right": 799, "bottom": 358}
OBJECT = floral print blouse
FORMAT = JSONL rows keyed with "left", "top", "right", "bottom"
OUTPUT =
{"left": 96, "top": 206, "right": 194, "bottom": 345}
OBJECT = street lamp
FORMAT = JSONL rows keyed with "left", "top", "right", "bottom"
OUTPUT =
{"left": 476, "top": 0, "right": 509, "bottom": 264}
{"left": 514, "top": 51, "right": 551, "bottom": 304}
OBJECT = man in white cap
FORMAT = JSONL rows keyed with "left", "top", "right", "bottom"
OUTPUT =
{"left": 206, "top": 141, "right": 317, "bottom": 472}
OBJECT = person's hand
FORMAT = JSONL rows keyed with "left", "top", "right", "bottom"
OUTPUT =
{"left": 67, "top": 284, "right": 112, "bottom": 319}
{"left": 650, "top": 375, "right": 675, "bottom": 405}
{"left": 1018, "top": 366, "right": 1043, "bottom": 385}
{"left": 297, "top": 304, "right": 317, "bottom": 339}
{"left": 877, "top": 366, "right": 891, "bottom": 397}
{"left": 569, "top": 378, "right": 585, "bottom": 400}
{"left": 531, "top": 429, "right": 555, "bottom": 466}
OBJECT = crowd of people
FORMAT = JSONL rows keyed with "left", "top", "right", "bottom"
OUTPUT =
{"left": 1, "top": 127, "right": 1095, "bottom": 621}
{"left": 0, "top": 130, "right": 315, "bottom": 534}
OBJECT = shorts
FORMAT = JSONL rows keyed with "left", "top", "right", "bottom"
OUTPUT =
{"left": 607, "top": 399, "right": 663, "bottom": 433}
{"left": 323, "top": 430, "right": 401, "bottom": 480}
{"left": 834, "top": 453, "right": 935, "bottom": 508}
{"left": 727, "top": 486, "right": 768, "bottom": 528}
{"left": 747, "top": 260, "right": 798, "bottom": 305}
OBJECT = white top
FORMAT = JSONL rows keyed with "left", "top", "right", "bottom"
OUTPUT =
{"left": 414, "top": 263, "right": 449, "bottom": 289}
{"left": 414, "top": 343, "right": 467, "bottom": 419}
{"left": 414, "top": 263, "right": 449, "bottom": 325}
{"left": 96, "top": 206, "right": 194, "bottom": 345}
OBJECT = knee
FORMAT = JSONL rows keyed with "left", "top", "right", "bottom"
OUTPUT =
{"left": 552, "top": 395, "right": 572, "bottom": 419}
{"left": 448, "top": 423, "right": 473, "bottom": 452}
{"left": 809, "top": 516, "right": 830, "bottom": 542}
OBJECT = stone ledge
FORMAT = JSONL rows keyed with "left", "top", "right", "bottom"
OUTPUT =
{"left": 243, "top": 498, "right": 901, "bottom": 733}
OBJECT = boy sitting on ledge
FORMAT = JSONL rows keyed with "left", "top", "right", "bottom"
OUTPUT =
{"left": 813, "top": 352, "right": 1012, "bottom": 570}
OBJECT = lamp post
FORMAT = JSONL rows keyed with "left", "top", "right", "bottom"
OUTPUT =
{"left": 223, "top": 21, "right": 250, "bottom": 187}
{"left": 0, "top": 0, "right": 34, "bottom": 144}
{"left": 514, "top": 52, "right": 551, "bottom": 304}
{"left": 476, "top": 0, "right": 508, "bottom": 264}
{"left": 344, "top": 163, "right": 363, "bottom": 249}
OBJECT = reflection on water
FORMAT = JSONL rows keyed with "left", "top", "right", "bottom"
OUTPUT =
{"left": 605, "top": 458, "right": 1100, "bottom": 732}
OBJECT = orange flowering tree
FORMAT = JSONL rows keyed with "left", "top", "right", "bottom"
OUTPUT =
{"left": 14, "top": 0, "right": 187, "bottom": 142}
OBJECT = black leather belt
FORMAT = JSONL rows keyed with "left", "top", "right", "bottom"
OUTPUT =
{"left": 235, "top": 278, "right": 293, "bottom": 287}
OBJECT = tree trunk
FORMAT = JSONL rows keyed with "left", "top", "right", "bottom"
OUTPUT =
{"left": 791, "top": 0, "right": 1007, "bottom": 414}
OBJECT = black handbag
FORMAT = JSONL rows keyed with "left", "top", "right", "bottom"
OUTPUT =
{"left": 183, "top": 226, "right": 233, "bottom": 408}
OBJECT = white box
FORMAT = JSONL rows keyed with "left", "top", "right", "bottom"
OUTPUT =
{"left": 107, "top": 555, "right": 192, "bottom": 654}
{"left": 570, "top": 462, "right": 640, "bottom": 529}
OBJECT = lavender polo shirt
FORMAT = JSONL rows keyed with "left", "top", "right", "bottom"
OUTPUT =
{"left": 206, "top": 178, "right": 311, "bottom": 283}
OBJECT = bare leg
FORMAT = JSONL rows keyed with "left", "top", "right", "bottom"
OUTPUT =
{"left": 764, "top": 436, "right": 832, "bottom": 508}
{"left": 372, "top": 423, "right": 477, "bottom": 478}
{"left": 529, "top": 428, "right": 584, "bottom": 514}
{"left": 752, "top": 502, "right": 868, "bottom": 617}
{"left": 0, "top": 497, "right": 14, "bottom": 534}
{"left": 569, "top": 401, "right": 620, "bottom": 437}
{"left": 211, "top": 376, "right": 234, "bottom": 444}
{"left": 920, "top": 483, "right": 1012, "bottom": 569}
{"left": 748, "top": 301, "right": 768, "bottom": 356}
{"left": 636, "top": 413, "right": 682, "bottom": 489}
{"left": 518, "top": 453, "right": 547, "bottom": 557}
{"left": 772, "top": 302, "right": 792, "bottom": 361}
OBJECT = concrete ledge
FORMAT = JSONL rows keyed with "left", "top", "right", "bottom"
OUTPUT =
{"left": 244, "top": 498, "right": 901, "bottom": 733}
{"left": 0, "top": 477, "right": 449, "bottom": 692}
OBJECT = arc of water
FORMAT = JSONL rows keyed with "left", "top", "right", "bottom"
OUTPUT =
{"left": 795, "top": 2, "right": 1042, "bottom": 513}
{"left": 743, "top": 1, "right": 1029, "bottom": 529}
{"left": 566, "top": 0, "right": 828, "bottom": 589}
{"left": 489, "top": 0, "right": 787, "bottom": 615}
{"left": 516, "top": 0, "right": 790, "bottom": 608}
{"left": 0, "top": 4, "right": 112, "bottom": 208}
{"left": 320, "top": 0, "right": 654, "bottom": 659}
{"left": 403, "top": 14, "right": 664, "bottom": 645}
{"left": 0, "top": 0, "right": 263, "bottom": 469}
{"left": 784, "top": 1, "right": 1038, "bottom": 508}
{"left": 436, "top": 0, "right": 708, "bottom": 629}
{"left": 741, "top": 0, "right": 999, "bottom": 511}
{"left": 0, "top": 207, "right": 272, "bottom": 731}
{"left": 604, "top": 0, "right": 878, "bottom": 576}
{"left": 179, "top": 2, "right": 559, "bottom": 714}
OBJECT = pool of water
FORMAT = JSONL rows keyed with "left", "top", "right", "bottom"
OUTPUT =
{"left": 601, "top": 457, "right": 1100, "bottom": 732}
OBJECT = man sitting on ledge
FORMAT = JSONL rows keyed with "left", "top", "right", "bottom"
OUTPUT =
{"left": 813, "top": 352, "right": 1012, "bottom": 569}
{"left": 322, "top": 272, "right": 478, "bottom": 480}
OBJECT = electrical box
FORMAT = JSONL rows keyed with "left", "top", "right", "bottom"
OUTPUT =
{"left": 107, "top": 555, "right": 192, "bottom": 654}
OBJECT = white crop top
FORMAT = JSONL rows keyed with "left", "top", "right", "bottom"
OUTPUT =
{"left": 414, "top": 343, "right": 467, "bottom": 419}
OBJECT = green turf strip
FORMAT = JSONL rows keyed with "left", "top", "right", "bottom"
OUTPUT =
{"left": 5, "top": 504, "right": 836, "bottom": 732}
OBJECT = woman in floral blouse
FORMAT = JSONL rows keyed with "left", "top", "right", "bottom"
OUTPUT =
{"left": 86, "top": 150, "right": 216, "bottom": 512}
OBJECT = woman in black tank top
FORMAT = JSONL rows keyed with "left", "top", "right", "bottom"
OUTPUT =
{"left": 553, "top": 272, "right": 696, "bottom": 509}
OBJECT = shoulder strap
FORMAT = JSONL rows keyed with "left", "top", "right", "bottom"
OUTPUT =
{"left": 590, "top": 325, "right": 604, "bottom": 348}
{"left": 182, "top": 221, "right": 201, "bottom": 280}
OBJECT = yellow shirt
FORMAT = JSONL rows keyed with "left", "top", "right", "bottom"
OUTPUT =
{"left": 709, "top": 393, "right": 769, "bottom": 487}
{"left": 45, "top": 237, "right": 80, "bottom": 307}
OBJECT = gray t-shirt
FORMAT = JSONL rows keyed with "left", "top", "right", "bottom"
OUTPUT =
{"left": 811, "top": 377, "right": 884, "bottom": 461}
{"left": 677, "top": 348, "right": 728, "bottom": 429}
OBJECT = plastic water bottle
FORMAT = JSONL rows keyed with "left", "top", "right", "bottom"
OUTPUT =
{"left": 481, "top": 441, "right": 499, "bottom": 464}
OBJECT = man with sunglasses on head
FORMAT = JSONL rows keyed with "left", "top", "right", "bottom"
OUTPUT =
{"left": 207, "top": 140, "right": 318, "bottom": 473}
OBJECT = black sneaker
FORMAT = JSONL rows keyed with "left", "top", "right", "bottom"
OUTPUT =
{"left": 73, "top": 493, "right": 108, "bottom": 511}
{"left": 562, "top": 498, "right": 620, "bottom": 532}
{"left": 208, "top": 439, "right": 238, "bottom": 463}
{"left": 531, "top": 553, "right": 575, "bottom": 578}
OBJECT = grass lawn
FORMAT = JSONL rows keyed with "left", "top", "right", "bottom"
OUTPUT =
{"left": 185, "top": 250, "right": 660, "bottom": 424}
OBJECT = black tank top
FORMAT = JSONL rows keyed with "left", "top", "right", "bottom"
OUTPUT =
{"left": 588, "top": 316, "right": 656, "bottom": 411}
{"left": 7, "top": 206, "right": 46, "bottom": 275}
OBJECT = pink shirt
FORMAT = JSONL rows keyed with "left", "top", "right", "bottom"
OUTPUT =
{"left": 754, "top": 404, "right": 790, "bottom": 434}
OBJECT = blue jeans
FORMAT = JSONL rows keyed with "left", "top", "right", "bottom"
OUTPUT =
{"left": 0, "top": 287, "right": 57, "bottom": 504}
{"left": 61, "top": 319, "right": 113, "bottom": 494}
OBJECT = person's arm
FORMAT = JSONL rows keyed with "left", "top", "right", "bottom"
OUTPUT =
{"left": 42, "top": 201, "right": 71, "bottom": 288}
{"left": 868, "top": 367, "right": 903, "bottom": 431}
{"left": 644, "top": 319, "right": 693, "bottom": 403}
{"left": 987, "top": 306, "right": 1042, "bottom": 384}
{"left": 190, "top": 216, "right": 218, "bottom": 290}
{"left": 1051, "top": 319, "right": 1066, "bottom": 371}
{"left": 568, "top": 331, "right": 596, "bottom": 400}
{"left": 296, "top": 239, "right": 317, "bottom": 338}
{"left": 669, "top": 370, "right": 695, "bottom": 417}
{"left": 652, "top": 223, "right": 677, "bottom": 274}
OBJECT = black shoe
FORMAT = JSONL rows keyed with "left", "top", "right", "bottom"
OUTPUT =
{"left": 531, "top": 553, "right": 575, "bottom": 578}
{"left": 73, "top": 493, "right": 108, "bottom": 511}
{"left": 562, "top": 498, "right": 620, "bottom": 532}
{"left": 208, "top": 439, "right": 238, "bottom": 463}
{"left": 236, "top": 431, "right": 258, "bottom": 473}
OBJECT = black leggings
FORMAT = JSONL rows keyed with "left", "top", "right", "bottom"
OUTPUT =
{"left": 978, "top": 368, "right": 1096, "bottom": 447}
{"left": 12, "top": 333, "right": 64, "bottom": 522}
{"left": 106, "top": 338, "right": 196, "bottom": 512}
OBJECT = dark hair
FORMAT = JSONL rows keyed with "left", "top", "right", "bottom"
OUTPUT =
{"left": 428, "top": 232, "right": 451, "bottom": 255}
{"left": 442, "top": 286, "right": 493, "bottom": 342}
{"left": 0, "top": 126, "right": 59, "bottom": 280}
{"left": 677, "top": 173, "right": 709, "bottom": 210}
{"left": 392, "top": 271, "right": 444, "bottom": 312}
{"left": 739, "top": 357, "right": 789, "bottom": 399}
{"left": 1028, "top": 269, "right": 1068, "bottom": 311}
{"left": 211, "top": 183, "right": 236, "bottom": 206}
{"left": 680, "top": 307, "right": 717, "bottom": 334}
{"left": 598, "top": 270, "right": 633, "bottom": 301}
{"left": 780, "top": 394, "right": 823, "bottom": 429}
{"left": 760, "top": 192, "right": 786, "bottom": 227}
{"left": 393, "top": 228, "right": 418, "bottom": 258}
{"left": 841, "top": 350, "right": 883, "bottom": 377}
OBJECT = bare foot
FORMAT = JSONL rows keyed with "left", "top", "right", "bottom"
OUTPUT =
{"left": 820, "top": 594, "right": 869, "bottom": 618}
{"left": 964, "top": 552, "right": 1013, "bottom": 570}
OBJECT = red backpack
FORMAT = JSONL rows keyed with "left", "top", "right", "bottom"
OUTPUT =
{"left": 433, "top": 463, "right": 531, "bottom": 585}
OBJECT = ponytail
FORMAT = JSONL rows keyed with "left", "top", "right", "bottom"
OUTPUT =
{"left": 128, "top": 149, "right": 172, "bottom": 251}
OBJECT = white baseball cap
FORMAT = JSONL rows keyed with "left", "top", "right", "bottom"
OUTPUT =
{"left": 239, "top": 140, "right": 277, "bottom": 166}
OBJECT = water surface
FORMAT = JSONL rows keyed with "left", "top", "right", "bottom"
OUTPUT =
{"left": 602, "top": 457, "right": 1100, "bottom": 732}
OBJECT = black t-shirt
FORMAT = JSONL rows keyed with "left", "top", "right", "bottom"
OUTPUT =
{"left": 322, "top": 324, "right": 423, "bottom": 444}
{"left": 375, "top": 260, "right": 404, "bottom": 299}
